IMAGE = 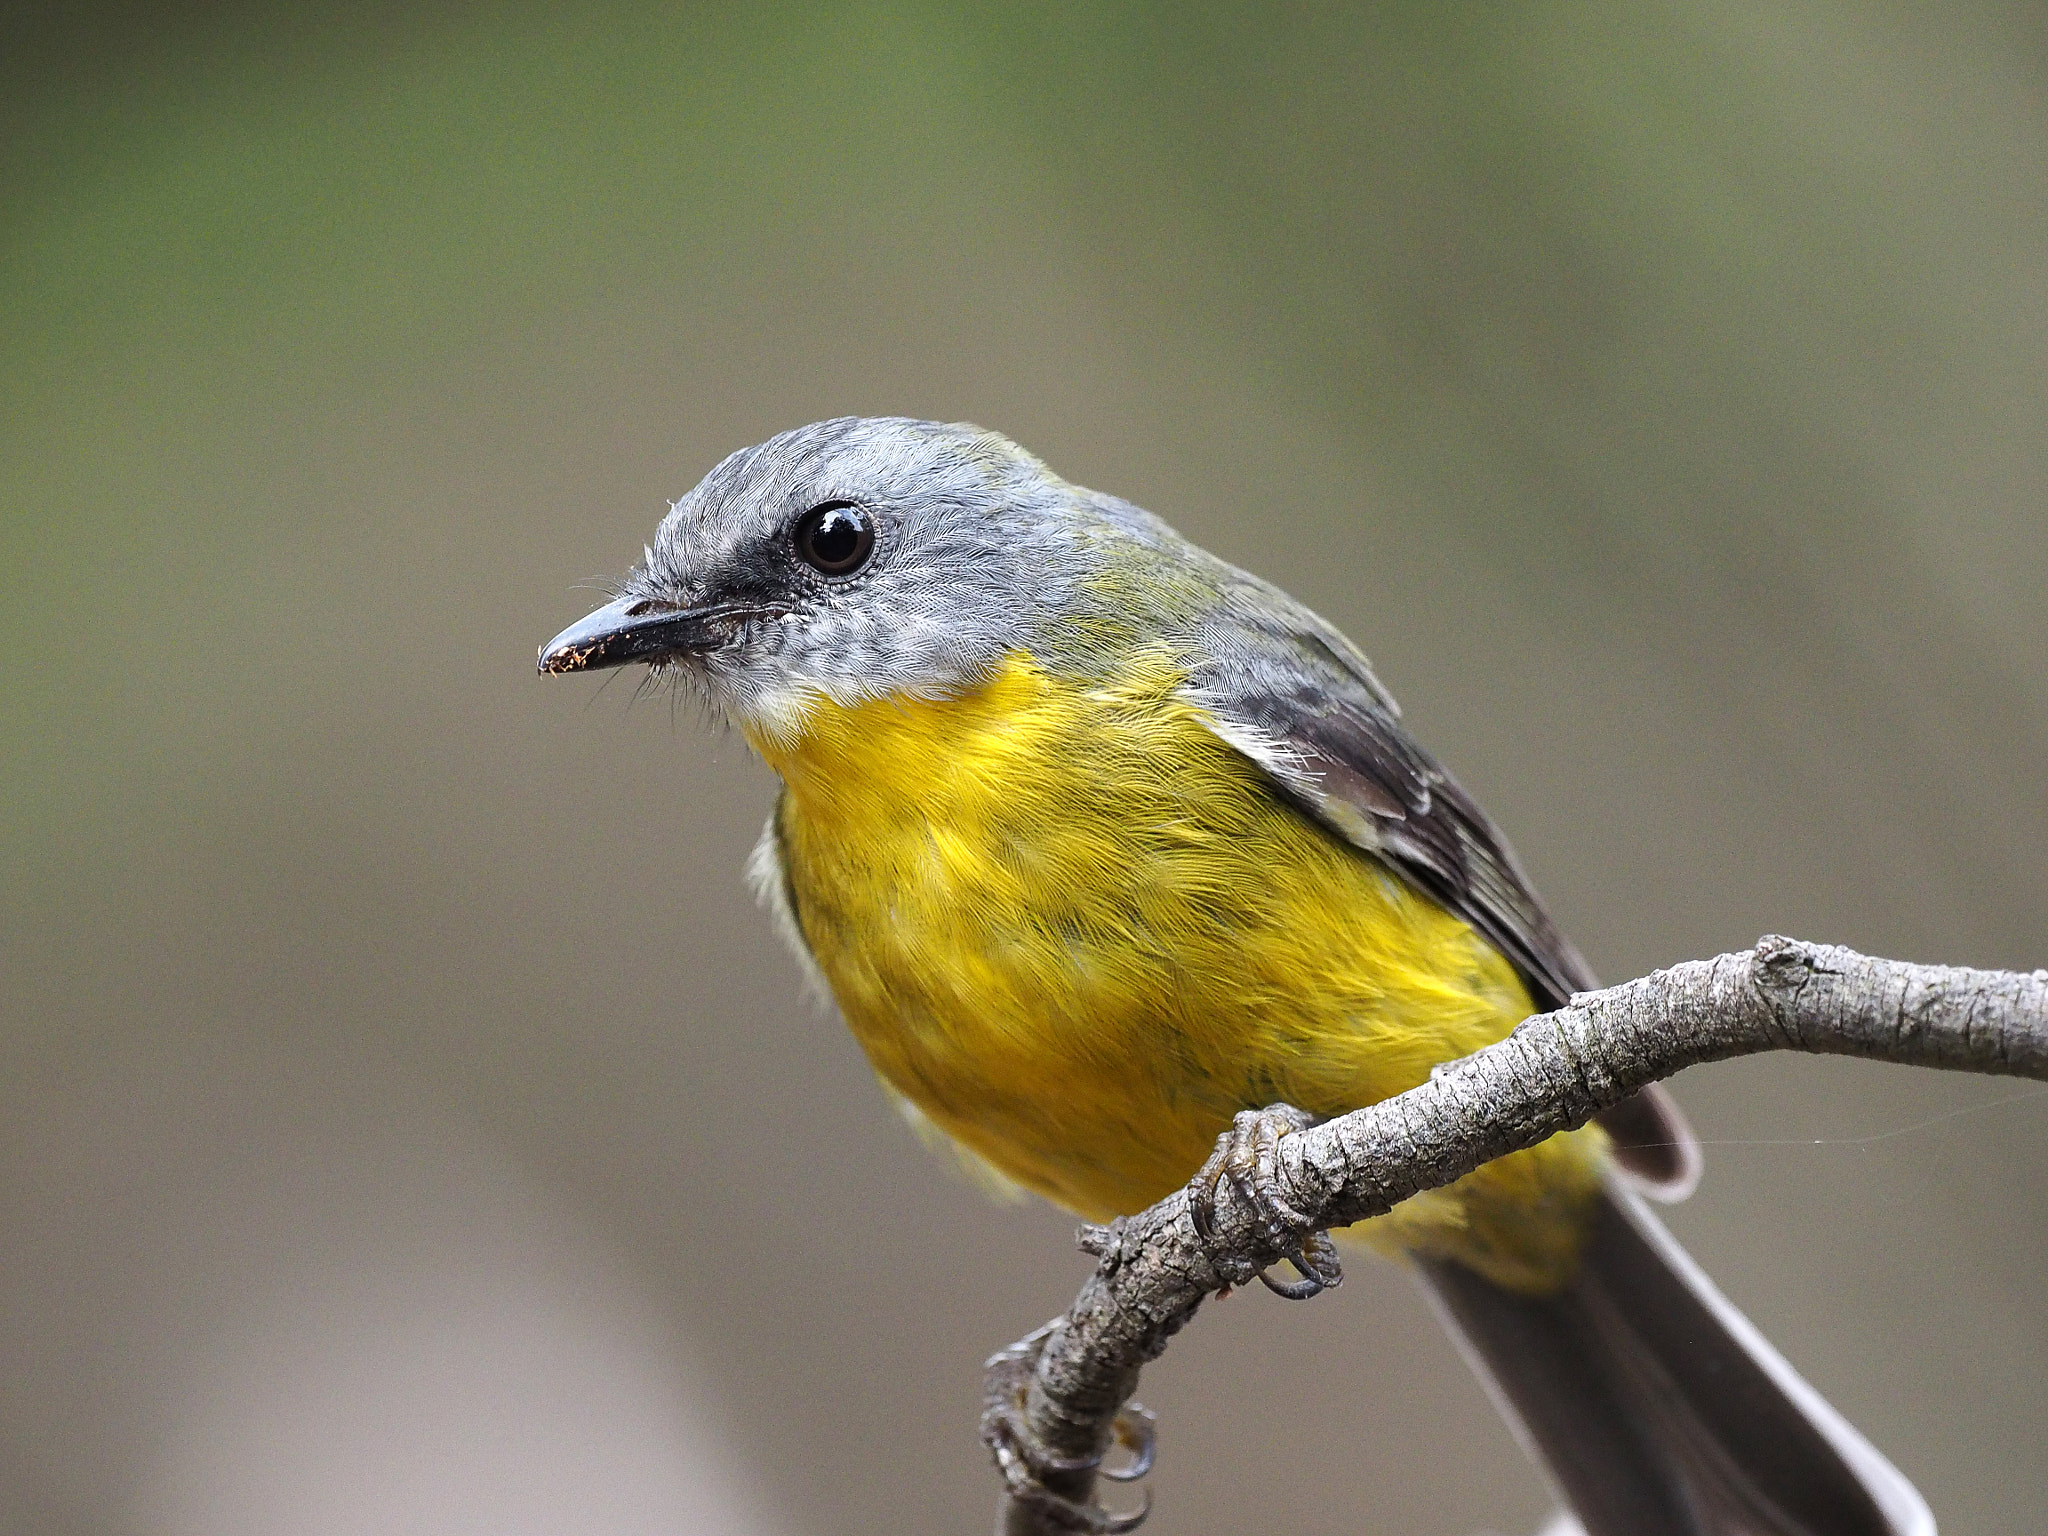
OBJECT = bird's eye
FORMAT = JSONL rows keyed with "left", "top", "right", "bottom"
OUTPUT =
{"left": 792, "top": 502, "right": 875, "bottom": 576}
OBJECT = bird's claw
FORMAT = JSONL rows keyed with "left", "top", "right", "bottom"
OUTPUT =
{"left": 1101, "top": 1402, "right": 1158, "bottom": 1483}
{"left": 1255, "top": 1229, "right": 1344, "bottom": 1299}
{"left": 1190, "top": 1103, "right": 1343, "bottom": 1300}
{"left": 982, "top": 1327, "right": 1155, "bottom": 1531}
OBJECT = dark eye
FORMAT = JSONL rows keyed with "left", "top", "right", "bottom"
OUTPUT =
{"left": 792, "top": 502, "right": 875, "bottom": 576}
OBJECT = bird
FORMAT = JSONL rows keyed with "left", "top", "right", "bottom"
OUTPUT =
{"left": 539, "top": 416, "right": 1932, "bottom": 1536}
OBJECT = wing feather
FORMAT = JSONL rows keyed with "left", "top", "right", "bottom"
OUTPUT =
{"left": 1183, "top": 590, "right": 1699, "bottom": 1197}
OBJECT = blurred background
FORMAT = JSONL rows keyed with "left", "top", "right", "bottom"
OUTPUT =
{"left": 5, "top": 3, "right": 2045, "bottom": 1533}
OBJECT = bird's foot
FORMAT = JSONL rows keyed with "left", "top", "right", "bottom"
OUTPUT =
{"left": 1189, "top": 1103, "right": 1343, "bottom": 1301}
{"left": 982, "top": 1326, "right": 1154, "bottom": 1532}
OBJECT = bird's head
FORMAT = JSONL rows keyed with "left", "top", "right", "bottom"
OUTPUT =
{"left": 538, "top": 417, "right": 1102, "bottom": 740}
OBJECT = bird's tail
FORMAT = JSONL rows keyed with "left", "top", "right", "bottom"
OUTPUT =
{"left": 1415, "top": 1183, "right": 1933, "bottom": 1536}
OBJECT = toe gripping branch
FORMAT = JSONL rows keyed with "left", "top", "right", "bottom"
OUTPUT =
{"left": 1191, "top": 1104, "right": 1344, "bottom": 1300}
{"left": 983, "top": 1324, "right": 1156, "bottom": 1534}
{"left": 981, "top": 1104, "right": 1334, "bottom": 1533}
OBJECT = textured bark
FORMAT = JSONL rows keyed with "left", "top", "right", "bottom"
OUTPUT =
{"left": 982, "top": 936, "right": 2048, "bottom": 1534}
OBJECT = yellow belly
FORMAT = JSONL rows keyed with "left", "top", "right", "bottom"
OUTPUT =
{"left": 750, "top": 649, "right": 1606, "bottom": 1292}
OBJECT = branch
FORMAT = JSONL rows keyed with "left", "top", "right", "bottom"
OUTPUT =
{"left": 981, "top": 936, "right": 2048, "bottom": 1534}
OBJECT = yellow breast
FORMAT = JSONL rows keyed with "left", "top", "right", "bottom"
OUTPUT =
{"left": 749, "top": 649, "right": 1606, "bottom": 1291}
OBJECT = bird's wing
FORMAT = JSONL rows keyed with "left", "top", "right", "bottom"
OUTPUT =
{"left": 1182, "top": 586, "right": 1699, "bottom": 1196}
{"left": 1183, "top": 594, "right": 1596, "bottom": 1009}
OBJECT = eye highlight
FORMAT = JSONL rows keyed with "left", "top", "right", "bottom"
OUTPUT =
{"left": 792, "top": 502, "right": 875, "bottom": 576}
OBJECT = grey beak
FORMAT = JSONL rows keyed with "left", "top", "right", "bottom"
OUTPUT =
{"left": 538, "top": 596, "right": 733, "bottom": 675}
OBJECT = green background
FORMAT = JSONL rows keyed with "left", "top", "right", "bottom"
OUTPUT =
{"left": 5, "top": 4, "right": 2045, "bottom": 1533}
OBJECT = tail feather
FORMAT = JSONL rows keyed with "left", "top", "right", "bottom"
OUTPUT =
{"left": 1416, "top": 1184, "right": 1933, "bottom": 1536}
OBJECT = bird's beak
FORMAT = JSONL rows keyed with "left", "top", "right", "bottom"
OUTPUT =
{"left": 537, "top": 596, "right": 736, "bottom": 675}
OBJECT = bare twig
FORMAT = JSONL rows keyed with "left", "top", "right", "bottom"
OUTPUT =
{"left": 982, "top": 936, "right": 2048, "bottom": 1534}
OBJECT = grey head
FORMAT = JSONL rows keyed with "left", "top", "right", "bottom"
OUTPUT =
{"left": 537, "top": 416, "right": 1196, "bottom": 736}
